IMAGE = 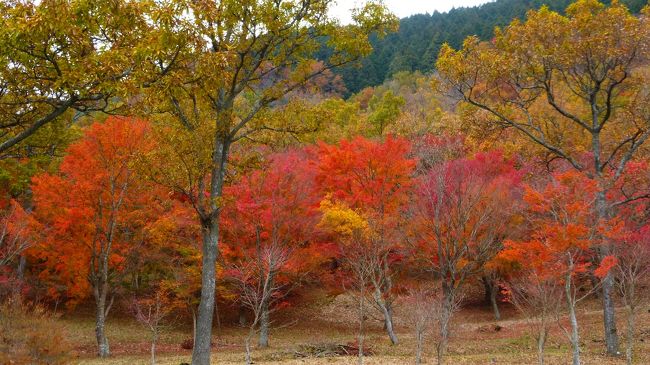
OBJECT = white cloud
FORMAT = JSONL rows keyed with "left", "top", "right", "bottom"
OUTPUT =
{"left": 330, "top": 0, "right": 492, "bottom": 24}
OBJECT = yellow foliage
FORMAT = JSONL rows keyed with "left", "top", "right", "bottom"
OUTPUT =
{"left": 317, "top": 199, "right": 369, "bottom": 237}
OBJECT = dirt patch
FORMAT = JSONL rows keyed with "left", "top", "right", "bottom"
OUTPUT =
{"left": 477, "top": 323, "right": 504, "bottom": 333}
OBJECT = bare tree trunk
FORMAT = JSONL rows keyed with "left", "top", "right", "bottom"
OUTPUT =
{"left": 482, "top": 276, "right": 491, "bottom": 305}
{"left": 374, "top": 289, "right": 398, "bottom": 345}
{"left": 383, "top": 303, "right": 399, "bottom": 345}
{"left": 258, "top": 298, "right": 270, "bottom": 348}
{"left": 214, "top": 298, "right": 221, "bottom": 332}
{"left": 596, "top": 191, "right": 619, "bottom": 356}
{"left": 17, "top": 255, "right": 26, "bottom": 279}
{"left": 481, "top": 277, "right": 501, "bottom": 321}
{"left": 93, "top": 251, "right": 113, "bottom": 358}
{"left": 436, "top": 313, "right": 449, "bottom": 365}
{"left": 490, "top": 283, "right": 500, "bottom": 321}
{"left": 568, "top": 302, "right": 580, "bottom": 365}
{"left": 192, "top": 308, "right": 197, "bottom": 346}
{"left": 95, "top": 294, "right": 110, "bottom": 358}
{"left": 415, "top": 328, "right": 424, "bottom": 365}
{"left": 537, "top": 327, "right": 547, "bottom": 365}
{"left": 192, "top": 221, "right": 219, "bottom": 364}
{"left": 601, "top": 272, "right": 619, "bottom": 355}
{"left": 192, "top": 136, "right": 229, "bottom": 365}
{"left": 151, "top": 332, "right": 157, "bottom": 365}
{"left": 239, "top": 305, "right": 247, "bottom": 327}
{"left": 625, "top": 302, "right": 636, "bottom": 365}
{"left": 565, "top": 270, "right": 581, "bottom": 365}
{"left": 244, "top": 333, "right": 253, "bottom": 365}
{"left": 437, "top": 285, "right": 453, "bottom": 365}
{"left": 358, "top": 281, "right": 366, "bottom": 365}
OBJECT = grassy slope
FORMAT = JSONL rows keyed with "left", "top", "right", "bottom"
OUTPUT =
{"left": 67, "top": 299, "right": 650, "bottom": 365}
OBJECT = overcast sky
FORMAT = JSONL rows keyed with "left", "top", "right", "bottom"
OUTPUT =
{"left": 330, "top": 0, "right": 492, "bottom": 23}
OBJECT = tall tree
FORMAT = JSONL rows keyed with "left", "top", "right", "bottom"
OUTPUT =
{"left": 317, "top": 136, "right": 415, "bottom": 345}
{"left": 436, "top": 0, "right": 650, "bottom": 354}
{"left": 500, "top": 171, "right": 618, "bottom": 365}
{"left": 222, "top": 149, "right": 319, "bottom": 348}
{"left": 142, "top": 2, "right": 398, "bottom": 363}
{"left": 413, "top": 150, "right": 522, "bottom": 364}
{"left": 30, "top": 117, "right": 153, "bottom": 357}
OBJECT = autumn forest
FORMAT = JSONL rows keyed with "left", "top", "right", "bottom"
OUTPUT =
{"left": 1, "top": 1, "right": 650, "bottom": 364}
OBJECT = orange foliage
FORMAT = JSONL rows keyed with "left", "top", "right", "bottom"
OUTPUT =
{"left": 499, "top": 171, "right": 615, "bottom": 281}
{"left": 28, "top": 117, "right": 154, "bottom": 306}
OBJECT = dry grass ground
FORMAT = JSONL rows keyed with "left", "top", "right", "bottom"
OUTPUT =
{"left": 62, "top": 298, "right": 650, "bottom": 365}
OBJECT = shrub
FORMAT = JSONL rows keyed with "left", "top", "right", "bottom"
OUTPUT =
{"left": 0, "top": 298, "right": 74, "bottom": 364}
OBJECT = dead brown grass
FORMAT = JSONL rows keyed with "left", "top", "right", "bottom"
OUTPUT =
{"left": 62, "top": 298, "right": 650, "bottom": 365}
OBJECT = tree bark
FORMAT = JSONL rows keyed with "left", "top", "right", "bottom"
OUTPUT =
{"left": 596, "top": 191, "right": 620, "bottom": 355}
{"left": 481, "top": 277, "right": 501, "bottom": 320}
{"left": 437, "top": 284, "right": 453, "bottom": 365}
{"left": 94, "top": 294, "right": 110, "bottom": 358}
{"left": 568, "top": 303, "right": 581, "bottom": 365}
{"left": 192, "top": 138, "right": 229, "bottom": 365}
{"left": 415, "top": 328, "right": 424, "bottom": 365}
{"left": 151, "top": 334, "right": 157, "bottom": 365}
{"left": 602, "top": 272, "right": 619, "bottom": 355}
{"left": 192, "top": 308, "right": 197, "bottom": 347}
{"left": 565, "top": 269, "right": 581, "bottom": 365}
{"left": 625, "top": 302, "right": 636, "bottom": 365}
{"left": 238, "top": 305, "right": 247, "bottom": 327}
{"left": 489, "top": 282, "right": 500, "bottom": 321}
{"left": 358, "top": 277, "right": 366, "bottom": 365}
{"left": 537, "top": 327, "right": 546, "bottom": 365}
{"left": 191, "top": 221, "right": 219, "bottom": 364}
{"left": 382, "top": 302, "right": 398, "bottom": 345}
{"left": 244, "top": 332, "right": 253, "bottom": 365}
{"left": 373, "top": 287, "right": 398, "bottom": 345}
{"left": 258, "top": 288, "right": 271, "bottom": 348}
{"left": 436, "top": 311, "right": 449, "bottom": 365}
{"left": 482, "top": 276, "right": 491, "bottom": 305}
{"left": 93, "top": 249, "right": 113, "bottom": 358}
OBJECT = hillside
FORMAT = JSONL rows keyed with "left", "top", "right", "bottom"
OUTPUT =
{"left": 336, "top": 0, "right": 647, "bottom": 93}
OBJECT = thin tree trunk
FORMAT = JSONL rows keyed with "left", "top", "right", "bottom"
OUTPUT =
{"left": 595, "top": 190, "right": 620, "bottom": 355}
{"left": 565, "top": 270, "right": 580, "bottom": 365}
{"left": 151, "top": 333, "right": 157, "bottom": 365}
{"left": 625, "top": 303, "right": 635, "bottom": 365}
{"left": 568, "top": 302, "right": 580, "bottom": 365}
{"left": 415, "top": 327, "right": 424, "bottom": 365}
{"left": 537, "top": 326, "right": 546, "bottom": 365}
{"left": 192, "top": 308, "right": 197, "bottom": 347}
{"left": 93, "top": 253, "right": 112, "bottom": 358}
{"left": 239, "top": 305, "right": 247, "bottom": 327}
{"left": 358, "top": 279, "right": 365, "bottom": 365}
{"left": 214, "top": 298, "right": 221, "bottom": 332}
{"left": 257, "top": 256, "right": 277, "bottom": 348}
{"left": 244, "top": 332, "right": 253, "bottom": 365}
{"left": 383, "top": 303, "right": 398, "bottom": 345}
{"left": 437, "top": 286, "right": 453, "bottom": 365}
{"left": 437, "top": 315, "right": 449, "bottom": 365}
{"left": 482, "top": 276, "right": 492, "bottom": 305}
